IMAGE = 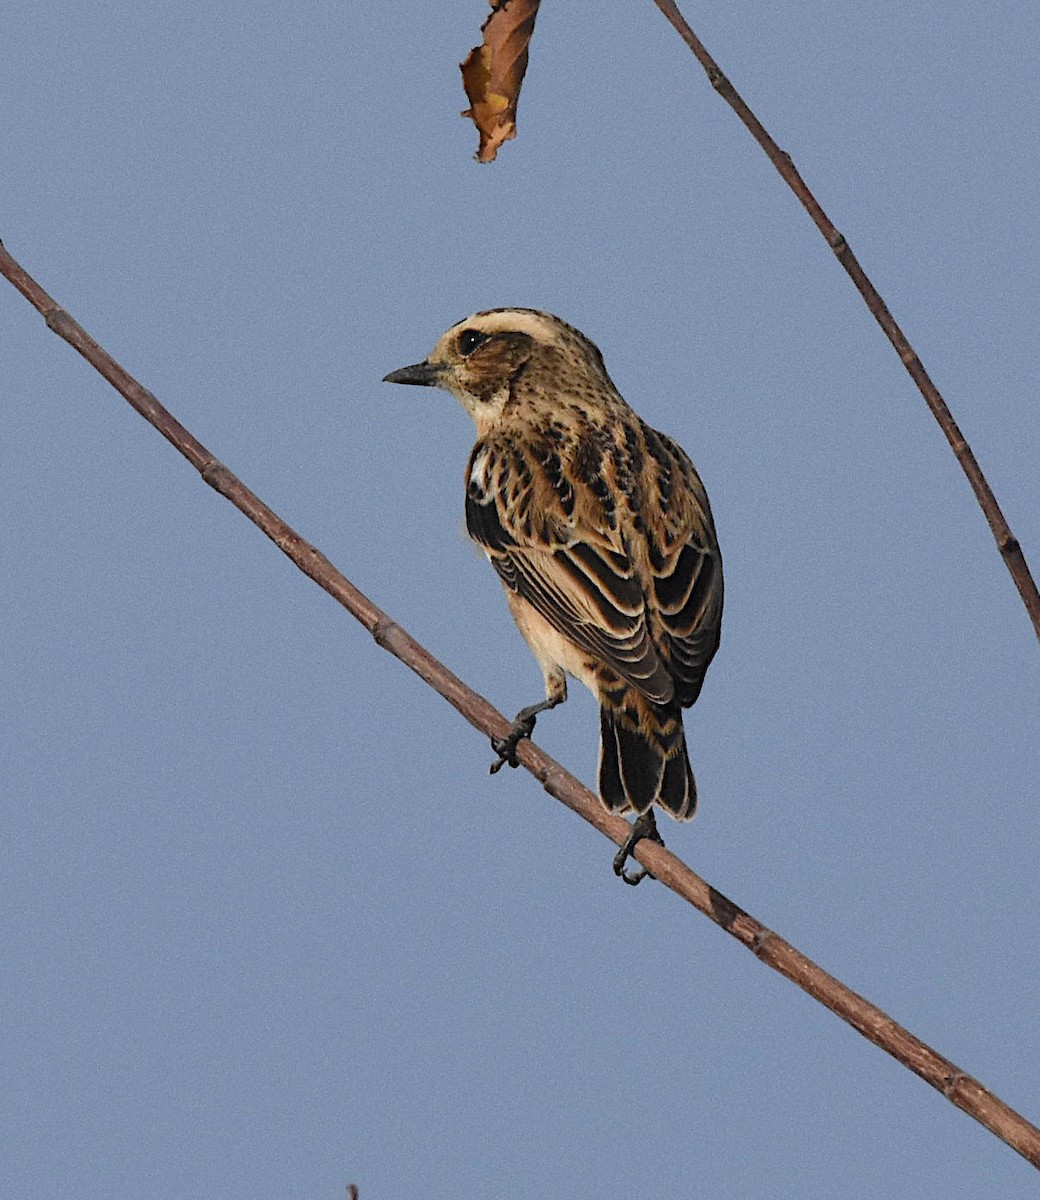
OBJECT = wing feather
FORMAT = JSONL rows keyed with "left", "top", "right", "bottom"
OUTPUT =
{"left": 466, "top": 437, "right": 674, "bottom": 704}
{"left": 647, "top": 433, "right": 723, "bottom": 708}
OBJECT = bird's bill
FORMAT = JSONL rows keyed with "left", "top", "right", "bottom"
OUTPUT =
{"left": 382, "top": 360, "right": 443, "bottom": 387}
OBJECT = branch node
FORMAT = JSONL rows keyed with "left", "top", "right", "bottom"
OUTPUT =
{"left": 750, "top": 926, "right": 775, "bottom": 958}
{"left": 371, "top": 614, "right": 403, "bottom": 650}
{"left": 44, "top": 305, "right": 72, "bottom": 335}
{"left": 539, "top": 762, "right": 570, "bottom": 796}
{"left": 200, "top": 457, "right": 228, "bottom": 490}
{"left": 827, "top": 229, "right": 848, "bottom": 254}
{"left": 942, "top": 1070, "right": 969, "bottom": 1099}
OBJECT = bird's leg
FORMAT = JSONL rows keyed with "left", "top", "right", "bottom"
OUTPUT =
{"left": 489, "top": 672, "right": 566, "bottom": 774}
{"left": 613, "top": 809, "right": 664, "bottom": 885}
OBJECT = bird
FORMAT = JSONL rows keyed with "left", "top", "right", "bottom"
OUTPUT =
{"left": 384, "top": 309, "right": 722, "bottom": 882}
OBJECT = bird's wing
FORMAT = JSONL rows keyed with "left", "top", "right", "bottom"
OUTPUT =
{"left": 465, "top": 437, "right": 674, "bottom": 704}
{"left": 644, "top": 429, "right": 723, "bottom": 708}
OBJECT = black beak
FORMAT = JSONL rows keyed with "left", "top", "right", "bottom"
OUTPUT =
{"left": 383, "top": 360, "right": 443, "bottom": 387}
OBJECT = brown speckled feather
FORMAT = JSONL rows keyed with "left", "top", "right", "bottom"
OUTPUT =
{"left": 465, "top": 414, "right": 720, "bottom": 715}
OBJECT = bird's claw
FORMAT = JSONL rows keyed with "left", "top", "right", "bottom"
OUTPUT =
{"left": 613, "top": 813, "right": 664, "bottom": 885}
{"left": 489, "top": 715, "right": 536, "bottom": 774}
{"left": 488, "top": 736, "right": 520, "bottom": 773}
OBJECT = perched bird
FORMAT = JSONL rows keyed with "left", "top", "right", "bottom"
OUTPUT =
{"left": 384, "top": 309, "right": 722, "bottom": 881}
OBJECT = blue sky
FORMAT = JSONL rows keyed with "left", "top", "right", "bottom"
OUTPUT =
{"left": 4, "top": 3, "right": 1039, "bottom": 1197}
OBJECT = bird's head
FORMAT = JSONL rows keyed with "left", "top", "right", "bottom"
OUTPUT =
{"left": 383, "top": 308, "right": 615, "bottom": 428}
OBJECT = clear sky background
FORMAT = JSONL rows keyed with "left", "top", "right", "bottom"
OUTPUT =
{"left": 4, "top": 4, "right": 1039, "bottom": 1197}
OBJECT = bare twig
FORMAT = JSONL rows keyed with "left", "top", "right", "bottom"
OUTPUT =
{"left": 3, "top": 241, "right": 1038, "bottom": 1168}
{"left": 650, "top": 0, "right": 1040, "bottom": 644}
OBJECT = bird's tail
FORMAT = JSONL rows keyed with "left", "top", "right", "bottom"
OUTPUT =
{"left": 597, "top": 701, "right": 697, "bottom": 820}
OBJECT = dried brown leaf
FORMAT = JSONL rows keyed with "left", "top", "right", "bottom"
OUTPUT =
{"left": 460, "top": 0, "right": 542, "bottom": 163}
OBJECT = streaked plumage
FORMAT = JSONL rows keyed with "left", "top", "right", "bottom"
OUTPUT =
{"left": 384, "top": 309, "right": 722, "bottom": 834}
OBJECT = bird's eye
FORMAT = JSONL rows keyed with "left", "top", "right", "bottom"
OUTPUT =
{"left": 458, "top": 328, "right": 490, "bottom": 356}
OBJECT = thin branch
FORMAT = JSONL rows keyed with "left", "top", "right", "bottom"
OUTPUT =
{"left": 650, "top": 0, "right": 1040, "bottom": 644}
{"left": 3, "top": 241, "right": 1038, "bottom": 1169}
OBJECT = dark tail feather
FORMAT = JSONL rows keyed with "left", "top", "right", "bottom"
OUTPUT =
{"left": 598, "top": 705, "right": 697, "bottom": 820}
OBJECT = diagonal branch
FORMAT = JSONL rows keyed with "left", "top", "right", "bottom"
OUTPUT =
{"left": 650, "top": 0, "right": 1040, "bottom": 644}
{"left": 3, "top": 240, "right": 1039, "bottom": 1168}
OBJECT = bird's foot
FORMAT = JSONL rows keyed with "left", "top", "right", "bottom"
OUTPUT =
{"left": 489, "top": 707, "right": 541, "bottom": 774}
{"left": 613, "top": 811, "right": 664, "bottom": 886}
